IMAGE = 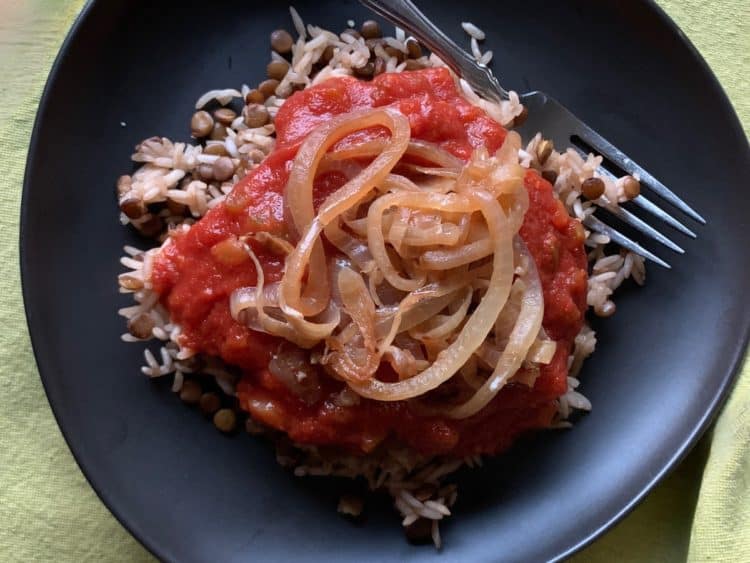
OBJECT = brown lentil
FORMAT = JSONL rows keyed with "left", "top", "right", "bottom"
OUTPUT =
{"left": 354, "top": 62, "right": 375, "bottom": 78}
{"left": 212, "top": 156, "right": 235, "bottom": 183}
{"left": 196, "top": 163, "right": 214, "bottom": 182}
{"left": 541, "top": 169, "right": 558, "bottom": 185}
{"left": 127, "top": 313, "right": 154, "bottom": 340}
{"left": 536, "top": 139, "right": 554, "bottom": 165}
{"left": 414, "top": 485, "right": 436, "bottom": 502}
{"left": 242, "top": 148, "right": 266, "bottom": 164}
{"left": 243, "top": 103, "right": 270, "bottom": 128}
{"left": 199, "top": 392, "right": 221, "bottom": 416}
{"left": 245, "top": 418, "right": 266, "bottom": 435}
{"left": 180, "top": 356, "right": 203, "bottom": 373}
{"left": 337, "top": 495, "right": 364, "bottom": 517}
{"left": 374, "top": 57, "right": 386, "bottom": 75}
{"left": 119, "top": 274, "right": 143, "bottom": 291}
{"left": 166, "top": 199, "right": 188, "bottom": 216}
{"left": 320, "top": 45, "right": 335, "bottom": 64}
{"left": 267, "top": 59, "right": 290, "bottom": 81}
{"left": 581, "top": 177, "right": 606, "bottom": 200}
{"left": 270, "top": 29, "right": 293, "bottom": 54}
{"left": 203, "top": 143, "right": 228, "bottom": 157}
{"left": 119, "top": 196, "right": 146, "bottom": 220}
{"left": 179, "top": 379, "right": 202, "bottom": 404}
{"left": 360, "top": 20, "right": 382, "bottom": 39}
{"left": 190, "top": 110, "right": 213, "bottom": 138}
{"left": 513, "top": 106, "right": 529, "bottom": 127}
{"left": 621, "top": 175, "right": 641, "bottom": 200}
{"left": 406, "top": 38, "right": 422, "bottom": 59}
{"left": 209, "top": 122, "right": 227, "bottom": 141}
{"left": 405, "top": 518, "right": 433, "bottom": 543}
{"left": 258, "top": 78, "right": 279, "bottom": 98}
{"left": 213, "top": 408, "right": 237, "bottom": 433}
{"left": 404, "top": 59, "right": 423, "bottom": 71}
{"left": 213, "top": 107, "right": 236, "bottom": 126}
{"left": 245, "top": 88, "right": 265, "bottom": 104}
{"left": 384, "top": 46, "right": 405, "bottom": 62}
{"left": 138, "top": 215, "right": 164, "bottom": 238}
{"left": 595, "top": 300, "right": 616, "bottom": 318}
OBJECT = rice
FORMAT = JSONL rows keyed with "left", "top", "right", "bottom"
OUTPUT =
{"left": 470, "top": 36, "right": 482, "bottom": 60}
{"left": 115, "top": 7, "right": 646, "bottom": 548}
{"left": 194, "top": 88, "right": 242, "bottom": 109}
{"left": 289, "top": 6, "right": 306, "bottom": 39}
{"left": 461, "top": 22, "right": 486, "bottom": 41}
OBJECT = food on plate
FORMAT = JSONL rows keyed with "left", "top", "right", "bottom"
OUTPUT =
{"left": 117, "top": 8, "right": 644, "bottom": 547}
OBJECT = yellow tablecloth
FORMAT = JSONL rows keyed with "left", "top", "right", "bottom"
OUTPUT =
{"left": 0, "top": 1, "right": 747, "bottom": 561}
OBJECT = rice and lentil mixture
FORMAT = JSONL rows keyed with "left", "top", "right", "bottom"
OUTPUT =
{"left": 116, "top": 8, "right": 645, "bottom": 548}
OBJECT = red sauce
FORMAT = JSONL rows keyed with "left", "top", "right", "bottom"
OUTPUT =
{"left": 152, "top": 68, "right": 588, "bottom": 457}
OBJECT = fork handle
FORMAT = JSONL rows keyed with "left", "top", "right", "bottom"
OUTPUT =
{"left": 359, "top": 0, "right": 508, "bottom": 102}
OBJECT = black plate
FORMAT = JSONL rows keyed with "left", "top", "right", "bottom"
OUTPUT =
{"left": 21, "top": 0, "right": 750, "bottom": 561}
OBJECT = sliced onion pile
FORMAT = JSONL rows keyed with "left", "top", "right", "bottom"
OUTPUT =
{"left": 229, "top": 108, "right": 557, "bottom": 419}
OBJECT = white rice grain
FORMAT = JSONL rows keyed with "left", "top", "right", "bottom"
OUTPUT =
{"left": 478, "top": 50, "right": 493, "bottom": 66}
{"left": 590, "top": 271, "right": 617, "bottom": 284}
{"left": 461, "top": 22, "right": 485, "bottom": 41}
{"left": 424, "top": 500, "right": 451, "bottom": 516}
{"left": 384, "top": 36, "right": 408, "bottom": 53}
{"left": 152, "top": 326, "right": 168, "bottom": 341}
{"left": 289, "top": 6, "right": 307, "bottom": 38}
{"left": 171, "top": 371, "right": 184, "bottom": 392}
{"left": 304, "top": 32, "right": 329, "bottom": 52}
{"left": 565, "top": 390, "right": 593, "bottom": 411}
{"left": 589, "top": 233, "right": 611, "bottom": 245}
{"left": 573, "top": 199, "right": 585, "bottom": 219}
{"left": 143, "top": 348, "right": 158, "bottom": 370}
{"left": 593, "top": 254, "right": 624, "bottom": 272}
{"left": 224, "top": 137, "right": 239, "bottom": 158}
{"left": 402, "top": 513, "right": 419, "bottom": 527}
{"left": 400, "top": 490, "right": 424, "bottom": 511}
{"left": 431, "top": 520, "right": 442, "bottom": 549}
{"left": 470, "top": 37, "right": 482, "bottom": 60}
{"left": 194, "top": 88, "right": 242, "bottom": 109}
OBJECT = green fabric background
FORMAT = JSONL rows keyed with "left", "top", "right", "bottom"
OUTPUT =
{"left": 0, "top": 1, "right": 747, "bottom": 561}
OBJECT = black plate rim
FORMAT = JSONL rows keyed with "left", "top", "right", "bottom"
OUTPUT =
{"left": 19, "top": 0, "right": 156, "bottom": 559}
{"left": 19, "top": 1, "right": 750, "bottom": 561}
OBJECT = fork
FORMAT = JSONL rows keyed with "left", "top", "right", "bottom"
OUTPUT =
{"left": 360, "top": 0, "right": 706, "bottom": 268}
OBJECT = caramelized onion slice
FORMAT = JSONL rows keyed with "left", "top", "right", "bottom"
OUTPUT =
{"left": 349, "top": 190, "right": 514, "bottom": 401}
{"left": 527, "top": 338, "right": 557, "bottom": 365}
{"left": 337, "top": 266, "right": 377, "bottom": 353}
{"left": 446, "top": 241, "right": 544, "bottom": 419}
{"left": 281, "top": 108, "right": 410, "bottom": 319}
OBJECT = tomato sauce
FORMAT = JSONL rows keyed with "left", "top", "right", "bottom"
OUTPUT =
{"left": 152, "top": 68, "right": 588, "bottom": 457}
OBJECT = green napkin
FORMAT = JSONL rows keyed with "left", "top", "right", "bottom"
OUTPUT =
{"left": 0, "top": 1, "right": 746, "bottom": 561}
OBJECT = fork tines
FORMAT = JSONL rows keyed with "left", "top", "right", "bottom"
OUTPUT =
{"left": 571, "top": 120, "right": 705, "bottom": 269}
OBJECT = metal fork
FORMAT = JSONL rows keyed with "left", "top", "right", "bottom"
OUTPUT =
{"left": 360, "top": 0, "right": 706, "bottom": 268}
